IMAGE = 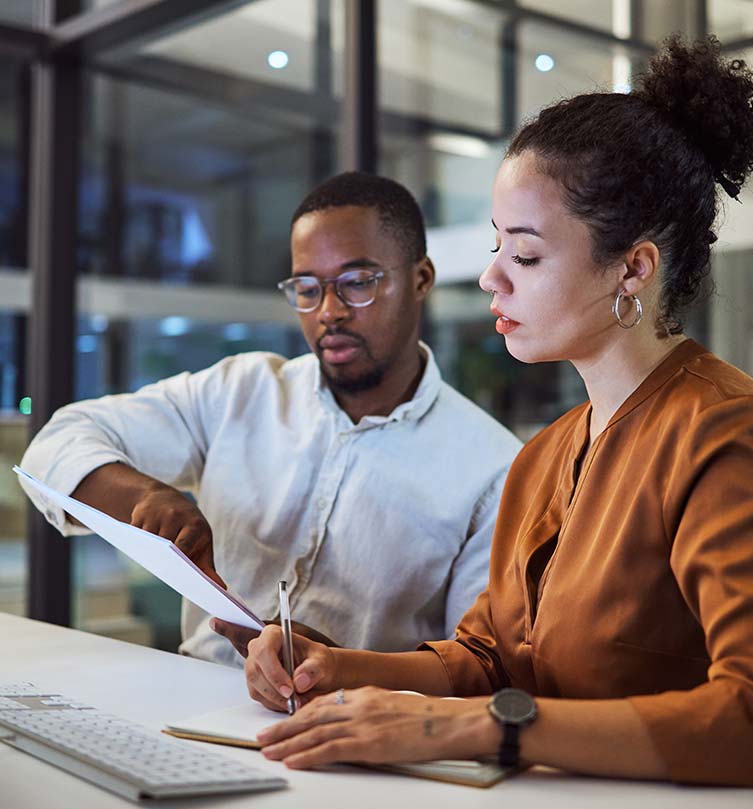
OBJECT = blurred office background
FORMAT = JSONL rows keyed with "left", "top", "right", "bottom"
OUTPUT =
{"left": 1, "top": 0, "right": 752, "bottom": 652}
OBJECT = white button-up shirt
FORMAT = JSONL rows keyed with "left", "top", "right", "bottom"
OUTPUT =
{"left": 21, "top": 345, "right": 521, "bottom": 666}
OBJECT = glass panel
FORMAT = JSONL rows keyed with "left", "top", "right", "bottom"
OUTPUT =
{"left": 709, "top": 0, "right": 753, "bottom": 40}
{"left": 82, "top": 3, "right": 340, "bottom": 288}
{"left": 518, "top": 19, "right": 636, "bottom": 120}
{"left": 102, "top": 0, "right": 332, "bottom": 92}
{"left": 378, "top": 0, "right": 504, "bottom": 134}
{"left": 518, "top": 0, "right": 616, "bottom": 35}
{"left": 0, "top": 311, "right": 27, "bottom": 619}
{"left": 70, "top": 0, "right": 338, "bottom": 649}
{"left": 0, "top": 1, "right": 34, "bottom": 25}
{"left": 0, "top": 52, "right": 26, "bottom": 619}
{"left": 0, "top": 58, "right": 26, "bottom": 270}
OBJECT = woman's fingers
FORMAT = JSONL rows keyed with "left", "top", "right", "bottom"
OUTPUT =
{"left": 258, "top": 694, "right": 350, "bottom": 745}
{"left": 246, "top": 660, "right": 291, "bottom": 712}
{"left": 262, "top": 719, "right": 354, "bottom": 764}
{"left": 284, "top": 738, "right": 363, "bottom": 770}
{"left": 250, "top": 627, "right": 296, "bottom": 695}
{"left": 248, "top": 684, "right": 290, "bottom": 713}
{"left": 291, "top": 657, "right": 327, "bottom": 694}
{"left": 249, "top": 626, "right": 331, "bottom": 698}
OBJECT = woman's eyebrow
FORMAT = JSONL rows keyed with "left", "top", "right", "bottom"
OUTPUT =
{"left": 506, "top": 226, "right": 543, "bottom": 238}
{"left": 491, "top": 220, "right": 543, "bottom": 238}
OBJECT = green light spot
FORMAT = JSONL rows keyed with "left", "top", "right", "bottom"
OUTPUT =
{"left": 19, "top": 396, "right": 32, "bottom": 415}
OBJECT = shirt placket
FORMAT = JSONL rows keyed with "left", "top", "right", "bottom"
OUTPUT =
{"left": 288, "top": 426, "right": 353, "bottom": 610}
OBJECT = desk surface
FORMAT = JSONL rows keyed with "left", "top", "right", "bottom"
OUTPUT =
{"left": 0, "top": 613, "right": 750, "bottom": 809}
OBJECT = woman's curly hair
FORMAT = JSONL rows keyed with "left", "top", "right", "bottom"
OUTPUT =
{"left": 507, "top": 35, "right": 753, "bottom": 334}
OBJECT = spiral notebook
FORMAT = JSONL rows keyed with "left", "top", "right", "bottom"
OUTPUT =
{"left": 163, "top": 701, "right": 513, "bottom": 788}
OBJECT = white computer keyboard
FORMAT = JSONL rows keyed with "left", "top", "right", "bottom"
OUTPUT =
{"left": 0, "top": 682, "right": 287, "bottom": 801}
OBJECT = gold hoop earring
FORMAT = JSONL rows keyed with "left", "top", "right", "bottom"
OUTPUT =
{"left": 612, "top": 290, "right": 643, "bottom": 329}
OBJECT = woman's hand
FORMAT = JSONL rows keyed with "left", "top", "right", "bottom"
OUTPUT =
{"left": 245, "top": 625, "right": 338, "bottom": 712}
{"left": 256, "top": 687, "right": 500, "bottom": 769}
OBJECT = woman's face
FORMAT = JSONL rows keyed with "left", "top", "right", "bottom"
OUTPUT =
{"left": 479, "top": 151, "right": 624, "bottom": 365}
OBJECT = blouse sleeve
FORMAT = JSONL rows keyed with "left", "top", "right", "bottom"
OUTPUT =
{"left": 420, "top": 585, "right": 511, "bottom": 696}
{"left": 628, "top": 396, "right": 753, "bottom": 786}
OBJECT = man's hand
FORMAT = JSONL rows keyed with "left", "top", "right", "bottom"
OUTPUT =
{"left": 130, "top": 480, "right": 226, "bottom": 588}
{"left": 245, "top": 625, "right": 337, "bottom": 712}
{"left": 211, "top": 618, "right": 338, "bottom": 658}
{"left": 70, "top": 463, "right": 226, "bottom": 589}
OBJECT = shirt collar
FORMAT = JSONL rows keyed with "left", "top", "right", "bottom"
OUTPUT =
{"left": 606, "top": 338, "right": 708, "bottom": 430}
{"left": 314, "top": 341, "right": 441, "bottom": 429}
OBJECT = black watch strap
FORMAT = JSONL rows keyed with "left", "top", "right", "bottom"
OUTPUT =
{"left": 498, "top": 722, "right": 521, "bottom": 768}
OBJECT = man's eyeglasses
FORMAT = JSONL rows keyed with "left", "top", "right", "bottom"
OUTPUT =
{"left": 278, "top": 269, "right": 386, "bottom": 313}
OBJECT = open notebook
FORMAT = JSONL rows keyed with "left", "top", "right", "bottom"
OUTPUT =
{"left": 163, "top": 701, "right": 513, "bottom": 788}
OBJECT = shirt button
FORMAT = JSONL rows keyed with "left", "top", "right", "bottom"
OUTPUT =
{"left": 338, "top": 434, "right": 348, "bottom": 444}
{"left": 317, "top": 498, "right": 327, "bottom": 510}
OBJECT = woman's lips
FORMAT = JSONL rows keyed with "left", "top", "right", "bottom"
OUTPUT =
{"left": 491, "top": 307, "right": 521, "bottom": 335}
{"left": 495, "top": 316, "right": 520, "bottom": 335}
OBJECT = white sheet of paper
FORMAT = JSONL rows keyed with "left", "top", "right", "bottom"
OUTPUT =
{"left": 165, "top": 701, "right": 279, "bottom": 745}
{"left": 14, "top": 466, "right": 264, "bottom": 631}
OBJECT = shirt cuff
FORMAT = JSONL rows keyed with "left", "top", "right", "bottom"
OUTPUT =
{"left": 20, "top": 451, "right": 131, "bottom": 536}
{"left": 419, "top": 638, "right": 498, "bottom": 697}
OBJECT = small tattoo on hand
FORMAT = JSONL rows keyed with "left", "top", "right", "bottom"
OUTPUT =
{"left": 423, "top": 719, "right": 434, "bottom": 737}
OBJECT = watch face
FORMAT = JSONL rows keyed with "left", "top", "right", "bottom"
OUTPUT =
{"left": 491, "top": 689, "right": 537, "bottom": 724}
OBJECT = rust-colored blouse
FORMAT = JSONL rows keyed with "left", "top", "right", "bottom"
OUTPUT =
{"left": 425, "top": 340, "right": 753, "bottom": 785}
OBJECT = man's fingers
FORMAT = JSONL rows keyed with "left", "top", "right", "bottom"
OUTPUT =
{"left": 210, "top": 619, "right": 260, "bottom": 656}
{"left": 174, "top": 523, "right": 208, "bottom": 556}
{"left": 174, "top": 527, "right": 226, "bottom": 588}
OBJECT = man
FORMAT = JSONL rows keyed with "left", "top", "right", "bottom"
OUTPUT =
{"left": 20, "top": 172, "right": 521, "bottom": 666}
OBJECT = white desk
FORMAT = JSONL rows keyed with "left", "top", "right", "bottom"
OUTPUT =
{"left": 0, "top": 613, "right": 750, "bottom": 809}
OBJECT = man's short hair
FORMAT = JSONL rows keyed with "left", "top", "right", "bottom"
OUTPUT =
{"left": 291, "top": 171, "right": 427, "bottom": 264}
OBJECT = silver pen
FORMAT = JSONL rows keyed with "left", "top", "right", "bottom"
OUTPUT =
{"left": 278, "top": 580, "right": 296, "bottom": 715}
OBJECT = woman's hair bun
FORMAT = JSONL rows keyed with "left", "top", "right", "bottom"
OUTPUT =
{"left": 636, "top": 34, "right": 753, "bottom": 191}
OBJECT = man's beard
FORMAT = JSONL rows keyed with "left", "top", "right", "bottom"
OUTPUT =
{"left": 320, "top": 363, "right": 386, "bottom": 394}
{"left": 316, "top": 330, "right": 386, "bottom": 394}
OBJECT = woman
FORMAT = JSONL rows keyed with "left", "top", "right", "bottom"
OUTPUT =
{"left": 243, "top": 36, "right": 753, "bottom": 786}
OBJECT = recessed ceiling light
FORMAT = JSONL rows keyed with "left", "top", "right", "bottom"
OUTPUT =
{"left": 267, "top": 50, "right": 289, "bottom": 69}
{"left": 535, "top": 54, "right": 555, "bottom": 72}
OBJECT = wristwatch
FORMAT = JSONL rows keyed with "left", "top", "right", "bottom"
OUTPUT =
{"left": 487, "top": 688, "right": 537, "bottom": 768}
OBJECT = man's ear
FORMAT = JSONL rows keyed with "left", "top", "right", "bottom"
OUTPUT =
{"left": 414, "top": 256, "right": 436, "bottom": 302}
{"left": 620, "top": 240, "right": 660, "bottom": 297}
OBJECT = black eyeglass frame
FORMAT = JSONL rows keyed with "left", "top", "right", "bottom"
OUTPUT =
{"left": 277, "top": 268, "right": 387, "bottom": 313}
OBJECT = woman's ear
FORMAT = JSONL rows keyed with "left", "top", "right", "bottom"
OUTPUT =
{"left": 620, "top": 241, "right": 660, "bottom": 296}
